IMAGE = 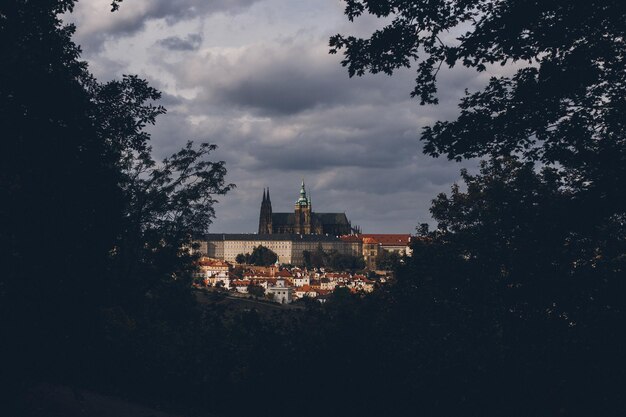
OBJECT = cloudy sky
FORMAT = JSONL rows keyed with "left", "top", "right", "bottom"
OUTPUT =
{"left": 66, "top": 0, "right": 495, "bottom": 233}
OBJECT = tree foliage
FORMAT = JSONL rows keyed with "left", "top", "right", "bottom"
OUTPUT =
{"left": 247, "top": 284, "right": 265, "bottom": 298}
{"left": 331, "top": 1, "right": 626, "bottom": 215}
{"left": 235, "top": 253, "right": 248, "bottom": 264}
{"left": 1, "top": 0, "right": 124, "bottom": 382}
{"left": 249, "top": 245, "right": 279, "bottom": 266}
{"left": 426, "top": 157, "right": 625, "bottom": 324}
{"left": 329, "top": 251, "right": 366, "bottom": 271}
{"left": 1, "top": 0, "right": 232, "bottom": 397}
{"left": 388, "top": 157, "right": 626, "bottom": 415}
{"left": 375, "top": 250, "right": 401, "bottom": 271}
{"left": 329, "top": 1, "right": 626, "bottom": 414}
{"left": 236, "top": 246, "right": 280, "bottom": 266}
{"left": 302, "top": 246, "right": 365, "bottom": 270}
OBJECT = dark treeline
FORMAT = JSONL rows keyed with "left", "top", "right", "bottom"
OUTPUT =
{"left": 235, "top": 245, "right": 278, "bottom": 266}
{"left": 0, "top": 0, "right": 233, "bottom": 412}
{"left": 2, "top": 1, "right": 625, "bottom": 416}
{"left": 303, "top": 245, "right": 366, "bottom": 270}
{"left": 328, "top": 1, "right": 626, "bottom": 415}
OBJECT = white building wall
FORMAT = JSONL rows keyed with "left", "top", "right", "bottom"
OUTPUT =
{"left": 205, "top": 236, "right": 358, "bottom": 266}
{"left": 221, "top": 240, "right": 293, "bottom": 264}
{"left": 267, "top": 286, "right": 293, "bottom": 304}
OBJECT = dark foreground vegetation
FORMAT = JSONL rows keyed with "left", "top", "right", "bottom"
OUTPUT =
{"left": 2, "top": 1, "right": 625, "bottom": 416}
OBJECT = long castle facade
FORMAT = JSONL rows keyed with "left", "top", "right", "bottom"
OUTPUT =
{"left": 258, "top": 181, "right": 354, "bottom": 236}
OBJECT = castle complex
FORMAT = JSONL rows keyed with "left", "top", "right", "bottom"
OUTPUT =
{"left": 198, "top": 181, "right": 412, "bottom": 267}
{"left": 202, "top": 233, "right": 362, "bottom": 265}
{"left": 258, "top": 181, "right": 354, "bottom": 236}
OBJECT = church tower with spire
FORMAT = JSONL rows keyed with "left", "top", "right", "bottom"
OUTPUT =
{"left": 294, "top": 180, "right": 312, "bottom": 234}
{"left": 257, "top": 180, "right": 352, "bottom": 235}
{"left": 258, "top": 188, "right": 273, "bottom": 234}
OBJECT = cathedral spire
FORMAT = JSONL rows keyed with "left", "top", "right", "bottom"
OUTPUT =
{"left": 259, "top": 187, "right": 273, "bottom": 234}
{"left": 296, "top": 179, "right": 309, "bottom": 207}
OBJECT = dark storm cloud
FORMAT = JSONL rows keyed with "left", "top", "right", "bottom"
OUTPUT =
{"left": 216, "top": 156, "right": 469, "bottom": 233}
{"left": 208, "top": 45, "right": 415, "bottom": 116}
{"left": 311, "top": 161, "right": 472, "bottom": 198}
{"left": 158, "top": 92, "right": 186, "bottom": 108}
{"left": 141, "top": 0, "right": 260, "bottom": 24}
{"left": 157, "top": 34, "right": 203, "bottom": 51}
{"left": 146, "top": 37, "right": 491, "bottom": 232}
{"left": 236, "top": 123, "right": 417, "bottom": 171}
{"left": 109, "top": 0, "right": 261, "bottom": 35}
{"left": 216, "top": 71, "right": 344, "bottom": 115}
{"left": 145, "top": 35, "right": 488, "bottom": 232}
{"left": 183, "top": 37, "right": 489, "bottom": 120}
{"left": 145, "top": 107, "right": 471, "bottom": 233}
{"left": 71, "top": 1, "right": 508, "bottom": 233}
{"left": 68, "top": 0, "right": 261, "bottom": 52}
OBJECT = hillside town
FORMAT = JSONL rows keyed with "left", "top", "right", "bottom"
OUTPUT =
{"left": 194, "top": 258, "right": 390, "bottom": 304}
{"left": 193, "top": 184, "right": 414, "bottom": 304}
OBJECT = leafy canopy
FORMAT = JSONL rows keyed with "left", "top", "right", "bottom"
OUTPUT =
{"left": 330, "top": 1, "right": 626, "bottom": 182}
{"left": 331, "top": 2, "right": 626, "bottom": 413}
{"left": 235, "top": 245, "right": 278, "bottom": 266}
{"left": 1, "top": 0, "right": 233, "bottom": 382}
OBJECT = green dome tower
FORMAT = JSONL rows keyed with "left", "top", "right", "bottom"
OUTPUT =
{"left": 294, "top": 179, "right": 312, "bottom": 234}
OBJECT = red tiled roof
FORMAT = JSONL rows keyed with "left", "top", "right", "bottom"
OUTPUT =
{"left": 326, "top": 273, "right": 350, "bottom": 278}
{"left": 244, "top": 271, "right": 272, "bottom": 278}
{"left": 198, "top": 257, "right": 230, "bottom": 267}
{"left": 359, "top": 234, "right": 411, "bottom": 245}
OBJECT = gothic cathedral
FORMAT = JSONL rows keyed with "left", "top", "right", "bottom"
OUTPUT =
{"left": 258, "top": 181, "right": 354, "bottom": 236}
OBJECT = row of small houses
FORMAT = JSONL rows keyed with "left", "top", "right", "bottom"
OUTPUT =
{"left": 196, "top": 258, "right": 379, "bottom": 303}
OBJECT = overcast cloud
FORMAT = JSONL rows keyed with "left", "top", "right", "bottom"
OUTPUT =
{"left": 66, "top": 0, "right": 502, "bottom": 233}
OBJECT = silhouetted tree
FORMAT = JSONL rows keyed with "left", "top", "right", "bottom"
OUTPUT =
{"left": 327, "top": 250, "right": 366, "bottom": 271}
{"left": 386, "top": 157, "right": 625, "bottom": 415}
{"left": 331, "top": 1, "right": 626, "bottom": 213}
{"left": 248, "top": 245, "right": 278, "bottom": 266}
{"left": 247, "top": 284, "right": 265, "bottom": 298}
{"left": 1, "top": 0, "right": 124, "bottom": 387}
{"left": 1, "top": 1, "right": 232, "bottom": 405}
{"left": 375, "top": 250, "right": 401, "bottom": 271}
{"left": 110, "top": 139, "right": 232, "bottom": 311}
{"left": 304, "top": 247, "right": 364, "bottom": 270}
{"left": 330, "top": 1, "right": 626, "bottom": 415}
{"left": 231, "top": 266, "right": 245, "bottom": 280}
{"left": 302, "top": 250, "right": 313, "bottom": 268}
